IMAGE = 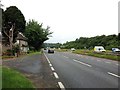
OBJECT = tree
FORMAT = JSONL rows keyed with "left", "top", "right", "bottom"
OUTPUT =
{"left": 2, "top": 6, "right": 26, "bottom": 55}
{"left": 25, "top": 20, "right": 52, "bottom": 51}
{"left": 2, "top": 6, "right": 26, "bottom": 44}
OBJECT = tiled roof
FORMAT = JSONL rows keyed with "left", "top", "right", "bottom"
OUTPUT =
{"left": 17, "top": 32, "right": 27, "bottom": 41}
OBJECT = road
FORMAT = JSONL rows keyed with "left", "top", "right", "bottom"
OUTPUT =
{"left": 44, "top": 50, "right": 119, "bottom": 88}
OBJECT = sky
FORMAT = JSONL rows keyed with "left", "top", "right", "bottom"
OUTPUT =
{"left": 1, "top": 0, "right": 120, "bottom": 43}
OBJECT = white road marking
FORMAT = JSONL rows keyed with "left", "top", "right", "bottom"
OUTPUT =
{"left": 49, "top": 63, "right": 52, "bottom": 67}
{"left": 53, "top": 72, "right": 59, "bottom": 79}
{"left": 105, "top": 61, "right": 111, "bottom": 64}
{"left": 73, "top": 59, "right": 92, "bottom": 67}
{"left": 58, "top": 82, "right": 65, "bottom": 90}
{"left": 108, "top": 72, "right": 120, "bottom": 78}
{"left": 44, "top": 53, "right": 51, "bottom": 64}
{"left": 51, "top": 67, "right": 55, "bottom": 71}
{"left": 97, "top": 60, "right": 101, "bottom": 62}
{"left": 116, "top": 63, "right": 119, "bottom": 66}
{"left": 63, "top": 56, "right": 69, "bottom": 58}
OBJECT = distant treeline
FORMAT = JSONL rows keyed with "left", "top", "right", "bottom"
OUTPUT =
{"left": 62, "top": 34, "right": 120, "bottom": 50}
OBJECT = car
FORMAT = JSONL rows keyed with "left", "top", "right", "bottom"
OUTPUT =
{"left": 94, "top": 46, "right": 106, "bottom": 52}
{"left": 112, "top": 48, "right": 120, "bottom": 52}
{"left": 48, "top": 49, "right": 54, "bottom": 53}
{"left": 71, "top": 48, "right": 75, "bottom": 51}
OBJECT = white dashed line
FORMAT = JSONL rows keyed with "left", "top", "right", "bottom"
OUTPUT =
{"left": 116, "top": 63, "right": 119, "bottom": 66}
{"left": 108, "top": 72, "right": 120, "bottom": 78}
{"left": 105, "top": 62, "right": 111, "bottom": 64}
{"left": 58, "top": 82, "right": 65, "bottom": 90}
{"left": 97, "top": 60, "right": 101, "bottom": 62}
{"left": 53, "top": 72, "right": 59, "bottom": 79}
{"left": 64, "top": 56, "right": 69, "bottom": 58}
{"left": 51, "top": 67, "right": 55, "bottom": 71}
{"left": 73, "top": 59, "right": 92, "bottom": 67}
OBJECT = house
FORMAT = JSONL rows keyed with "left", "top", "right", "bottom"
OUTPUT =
{"left": 1, "top": 31, "right": 29, "bottom": 55}
{"left": 15, "top": 32, "right": 29, "bottom": 54}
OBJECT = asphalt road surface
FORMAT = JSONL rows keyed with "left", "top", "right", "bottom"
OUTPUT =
{"left": 44, "top": 50, "right": 119, "bottom": 89}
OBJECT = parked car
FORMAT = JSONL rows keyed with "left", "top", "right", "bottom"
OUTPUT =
{"left": 112, "top": 48, "right": 120, "bottom": 52}
{"left": 48, "top": 48, "right": 54, "bottom": 53}
{"left": 94, "top": 46, "right": 106, "bottom": 52}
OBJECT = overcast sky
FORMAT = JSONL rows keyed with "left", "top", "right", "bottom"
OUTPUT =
{"left": 1, "top": 0, "right": 119, "bottom": 43}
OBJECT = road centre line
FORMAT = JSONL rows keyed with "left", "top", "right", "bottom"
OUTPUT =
{"left": 108, "top": 72, "right": 120, "bottom": 78}
{"left": 51, "top": 67, "right": 55, "bottom": 71}
{"left": 97, "top": 60, "right": 101, "bottom": 62}
{"left": 53, "top": 72, "right": 59, "bottom": 79}
{"left": 63, "top": 56, "right": 69, "bottom": 58}
{"left": 73, "top": 59, "right": 92, "bottom": 67}
{"left": 58, "top": 82, "right": 65, "bottom": 90}
{"left": 105, "top": 61, "right": 111, "bottom": 64}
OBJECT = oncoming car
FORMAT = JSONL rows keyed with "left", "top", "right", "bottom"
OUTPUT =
{"left": 48, "top": 48, "right": 54, "bottom": 53}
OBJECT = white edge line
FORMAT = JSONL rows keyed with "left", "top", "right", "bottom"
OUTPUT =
{"left": 53, "top": 72, "right": 59, "bottom": 79}
{"left": 108, "top": 72, "right": 120, "bottom": 78}
{"left": 49, "top": 64, "right": 52, "bottom": 67}
{"left": 73, "top": 59, "right": 92, "bottom": 67}
{"left": 58, "top": 82, "right": 65, "bottom": 90}
{"left": 51, "top": 67, "right": 55, "bottom": 71}
{"left": 44, "top": 53, "right": 51, "bottom": 64}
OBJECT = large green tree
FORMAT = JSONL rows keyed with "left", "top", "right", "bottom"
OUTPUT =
{"left": 25, "top": 20, "right": 52, "bottom": 51}
{"left": 2, "top": 6, "right": 26, "bottom": 44}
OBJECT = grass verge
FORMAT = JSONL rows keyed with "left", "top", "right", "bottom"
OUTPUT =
{"left": 73, "top": 49, "right": 120, "bottom": 61}
{"left": 2, "top": 66, "right": 35, "bottom": 89}
{"left": 55, "top": 49, "right": 69, "bottom": 52}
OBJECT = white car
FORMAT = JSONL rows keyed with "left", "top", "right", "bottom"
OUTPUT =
{"left": 112, "top": 48, "right": 120, "bottom": 52}
{"left": 94, "top": 46, "right": 106, "bottom": 52}
{"left": 71, "top": 48, "right": 75, "bottom": 51}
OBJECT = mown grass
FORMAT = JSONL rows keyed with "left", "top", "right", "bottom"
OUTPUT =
{"left": 2, "top": 67, "right": 35, "bottom": 89}
{"left": 73, "top": 49, "right": 120, "bottom": 61}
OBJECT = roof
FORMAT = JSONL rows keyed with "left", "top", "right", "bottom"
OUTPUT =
{"left": 16, "top": 32, "right": 27, "bottom": 41}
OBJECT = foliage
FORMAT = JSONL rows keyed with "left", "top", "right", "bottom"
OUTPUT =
{"left": 2, "top": 67, "right": 35, "bottom": 88}
{"left": 63, "top": 34, "right": 119, "bottom": 50}
{"left": 25, "top": 20, "right": 52, "bottom": 51}
{"left": 43, "top": 43, "right": 62, "bottom": 48}
{"left": 2, "top": 6, "right": 26, "bottom": 43}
